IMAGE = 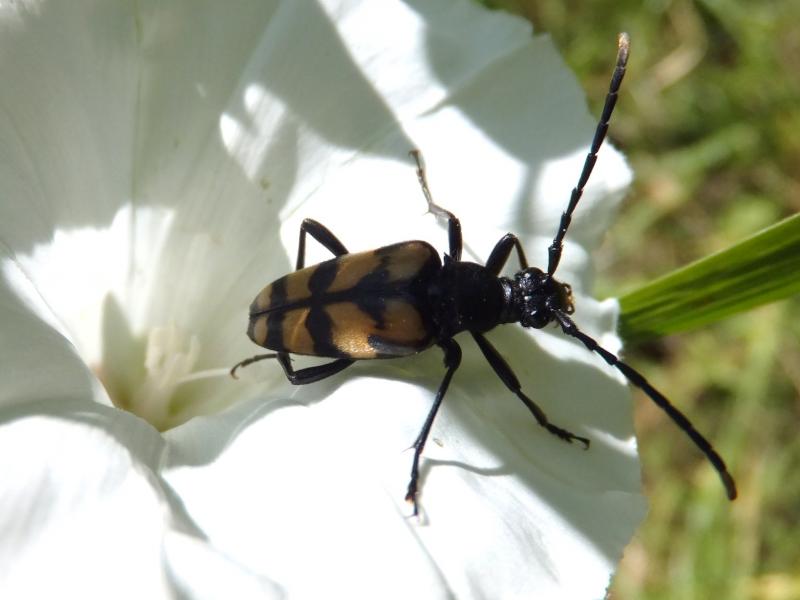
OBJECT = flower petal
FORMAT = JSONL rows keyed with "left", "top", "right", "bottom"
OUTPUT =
{"left": 0, "top": 251, "right": 99, "bottom": 407}
{"left": 0, "top": 405, "right": 169, "bottom": 596}
{"left": 164, "top": 328, "right": 645, "bottom": 597}
{"left": 0, "top": 0, "right": 643, "bottom": 597}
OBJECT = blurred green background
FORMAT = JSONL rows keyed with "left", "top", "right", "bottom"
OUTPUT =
{"left": 483, "top": 1, "right": 800, "bottom": 598}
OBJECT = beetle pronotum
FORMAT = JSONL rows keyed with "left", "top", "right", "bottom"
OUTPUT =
{"left": 232, "top": 34, "right": 737, "bottom": 514}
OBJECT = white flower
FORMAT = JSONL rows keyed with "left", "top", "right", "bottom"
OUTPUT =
{"left": 0, "top": 1, "right": 643, "bottom": 598}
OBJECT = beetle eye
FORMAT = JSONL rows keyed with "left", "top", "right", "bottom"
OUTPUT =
{"left": 523, "top": 309, "right": 551, "bottom": 329}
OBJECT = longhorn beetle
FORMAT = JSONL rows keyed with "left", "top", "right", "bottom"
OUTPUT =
{"left": 231, "top": 34, "right": 737, "bottom": 514}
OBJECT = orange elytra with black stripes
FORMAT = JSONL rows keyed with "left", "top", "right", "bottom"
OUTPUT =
{"left": 247, "top": 242, "right": 440, "bottom": 359}
{"left": 231, "top": 34, "right": 736, "bottom": 515}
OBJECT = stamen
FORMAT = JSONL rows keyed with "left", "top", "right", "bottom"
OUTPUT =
{"left": 129, "top": 324, "right": 201, "bottom": 430}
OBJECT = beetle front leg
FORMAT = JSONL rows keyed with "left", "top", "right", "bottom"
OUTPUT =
{"left": 405, "top": 338, "right": 462, "bottom": 516}
{"left": 471, "top": 332, "right": 590, "bottom": 447}
{"left": 485, "top": 233, "right": 529, "bottom": 275}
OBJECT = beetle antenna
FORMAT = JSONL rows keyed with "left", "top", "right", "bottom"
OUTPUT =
{"left": 553, "top": 310, "right": 737, "bottom": 500}
{"left": 547, "top": 33, "right": 630, "bottom": 276}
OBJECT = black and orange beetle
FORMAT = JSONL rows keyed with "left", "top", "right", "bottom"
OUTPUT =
{"left": 232, "top": 34, "right": 736, "bottom": 514}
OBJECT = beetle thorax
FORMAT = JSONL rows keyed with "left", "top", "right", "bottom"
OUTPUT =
{"left": 510, "top": 267, "right": 574, "bottom": 329}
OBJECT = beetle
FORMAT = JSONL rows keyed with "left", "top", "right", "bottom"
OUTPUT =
{"left": 231, "top": 33, "right": 737, "bottom": 514}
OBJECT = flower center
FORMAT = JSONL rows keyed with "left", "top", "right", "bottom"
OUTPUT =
{"left": 95, "top": 321, "right": 232, "bottom": 431}
{"left": 5, "top": 204, "right": 240, "bottom": 431}
{"left": 129, "top": 324, "right": 199, "bottom": 429}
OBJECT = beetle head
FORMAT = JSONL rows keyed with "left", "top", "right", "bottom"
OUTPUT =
{"left": 514, "top": 267, "right": 574, "bottom": 329}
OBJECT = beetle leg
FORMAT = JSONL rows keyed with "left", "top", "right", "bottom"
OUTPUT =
{"left": 485, "top": 233, "right": 529, "bottom": 275}
{"left": 405, "top": 338, "right": 462, "bottom": 516}
{"left": 276, "top": 352, "right": 354, "bottom": 385}
{"left": 296, "top": 218, "right": 349, "bottom": 270}
{"left": 409, "top": 150, "right": 463, "bottom": 261}
{"left": 471, "top": 332, "right": 590, "bottom": 448}
{"left": 230, "top": 353, "right": 279, "bottom": 378}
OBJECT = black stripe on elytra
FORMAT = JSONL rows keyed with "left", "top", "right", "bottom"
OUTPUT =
{"left": 355, "top": 294, "right": 387, "bottom": 328}
{"left": 351, "top": 253, "right": 392, "bottom": 327}
{"left": 358, "top": 246, "right": 441, "bottom": 335}
{"left": 308, "top": 258, "right": 339, "bottom": 295}
{"left": 305, "top": 304, "right": 345, "bottom": 357}
{"left": 266, "top": 276, "right": 287, "bottom": 350}
{"left": 251, "top": 243, "right": 441, "bottom": 316}
{"left": 350, "top": 246, "right": 441, "bottom": 334}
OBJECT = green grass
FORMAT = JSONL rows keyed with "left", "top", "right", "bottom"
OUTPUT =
{"left": 482, "top": 1, "right": 800, "bottom": 597}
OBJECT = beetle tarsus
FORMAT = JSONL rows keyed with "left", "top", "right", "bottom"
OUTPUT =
{"left": 546, "top": 424, "right": 591, "bottom": 449}
{"left": 405, "top": 482, "right": 420, "bottom": 517}
{"left": 229, "top": 353, "right": 279, "bottom": 379}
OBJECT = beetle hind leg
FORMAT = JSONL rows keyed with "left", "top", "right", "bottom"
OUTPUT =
{"left": 230, "top": 353, "right": 279, "bottom": 378}
{"left": 230, "top": 352, "right": 353, "bottom": 384}
{"left": 296, "top": 218, "right": 349, "bottom": 270}
{"left": 277, "top": 352, "right": 354, "bottom": 385}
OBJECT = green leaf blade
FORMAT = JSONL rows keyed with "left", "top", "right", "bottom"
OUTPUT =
{"left": 618, "top": 214, "right": 800, "bottom": 342}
